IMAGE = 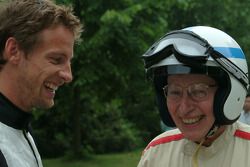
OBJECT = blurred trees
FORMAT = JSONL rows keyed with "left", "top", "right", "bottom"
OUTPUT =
{"left": 32, "top": 0, "right": 250, "bottom": 158}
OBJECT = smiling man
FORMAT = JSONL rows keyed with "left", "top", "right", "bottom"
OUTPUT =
{"left": 137, "top": 26, "right": 250, "bottom": 167}
{"left": 0, "top": 0, "right": 82, "bottom": 167}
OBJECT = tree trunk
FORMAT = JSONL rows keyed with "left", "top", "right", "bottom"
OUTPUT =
{"left": 72, "top": 86, "right": 81, "bottom": 157}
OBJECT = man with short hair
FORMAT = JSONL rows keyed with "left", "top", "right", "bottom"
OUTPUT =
{"left": 0, "top": 0, "right": 82, "bottom": 166}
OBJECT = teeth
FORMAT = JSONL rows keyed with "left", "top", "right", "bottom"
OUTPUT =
{"left": 182, "top": 116, "right": 202, "bottom": 124}
{"left": 45, "top": 82, "right": 58, "bottom": 91}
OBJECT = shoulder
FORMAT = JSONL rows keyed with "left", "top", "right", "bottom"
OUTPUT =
{"left": 233, "top": 121, "right": 250, "bottom": 140}
{"left": 138, "top": 129, "right": 184, "bottom": 167}
{"left": 144, "top": 129, "right": 184, "bottom": 151}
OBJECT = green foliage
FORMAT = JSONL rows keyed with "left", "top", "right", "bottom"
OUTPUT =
{"left": 81, "top": 99, "right": 142, "bottom": 153}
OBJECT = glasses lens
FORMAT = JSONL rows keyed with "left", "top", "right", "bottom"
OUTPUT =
{"left": 164, "top": 83, "right": 214, "bottom": 102}
{"left": 189, "top": 84, "right": 209, "bottom": 101}
{"left": 164, "top": 85, "right": 182, "bottom": 101}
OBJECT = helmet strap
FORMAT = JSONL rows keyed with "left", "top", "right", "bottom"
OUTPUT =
{"left": 206, "top": 123, "right": 220, "bottom": 137}
{"left": 199, "top": 123, "right": 226, "bottom": 147}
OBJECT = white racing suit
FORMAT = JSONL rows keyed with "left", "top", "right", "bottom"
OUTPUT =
{"left": 0, "top": 93, "right": 43, "bottom": 167}
{"left": 138, "top": 121, "right": 250, "bottom": 167}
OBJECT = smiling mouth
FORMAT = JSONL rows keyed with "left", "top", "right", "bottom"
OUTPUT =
{"left": 44, "top": 82, "right": 58, "bottom": 93}
{"left": 182, "top": 116, "right": 204, "bottom": 124}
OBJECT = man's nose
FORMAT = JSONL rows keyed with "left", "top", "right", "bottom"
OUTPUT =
{"left": 177, "top": 92, "right": 195, "bottom": 116}
{"left": 59, "top": 63, "right": 73, "bottom": 83}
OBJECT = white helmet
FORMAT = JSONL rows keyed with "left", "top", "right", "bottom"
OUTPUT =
{"left": 143, "top": 26, "right": 249, "bottom": 127}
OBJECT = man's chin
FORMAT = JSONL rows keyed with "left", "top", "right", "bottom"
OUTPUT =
{"left": 36, "top": 100, "right": 55, "bottom": 109}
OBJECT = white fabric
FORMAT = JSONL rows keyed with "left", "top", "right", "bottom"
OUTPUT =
{"left": 0, "top": 122, "right": 43, "bottom": 167}
{"left": 138, "top": 121, "right": 250, "bottom": 167}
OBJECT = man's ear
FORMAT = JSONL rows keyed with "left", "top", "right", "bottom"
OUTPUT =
{"left": 4, "top": 37, "right": 22, "bottom": 64}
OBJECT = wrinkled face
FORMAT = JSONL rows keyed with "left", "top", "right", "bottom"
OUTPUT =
{"left": 167, "top": 74, "right": 217, "bottom": 142}
{"left": 16, "top": 25, "right": 74, "bottom": 111}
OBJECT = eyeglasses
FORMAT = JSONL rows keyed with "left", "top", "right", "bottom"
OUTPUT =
{"left": 142, "top": 30, "right": 249, "bottom": 89}
{"left": 163, "top": 83, "right": 217, "bottom": 102}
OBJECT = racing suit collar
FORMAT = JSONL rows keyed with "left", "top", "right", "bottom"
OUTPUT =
{"left": 0, "top": 92, "right": 33, "bottom": 130}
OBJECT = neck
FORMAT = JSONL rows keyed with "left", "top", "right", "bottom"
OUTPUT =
{"left": 0, "top": 67, "right": 31, "bottom": 112}
{"left": 199, "top": 126, "right": 226, "bottom": 146}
